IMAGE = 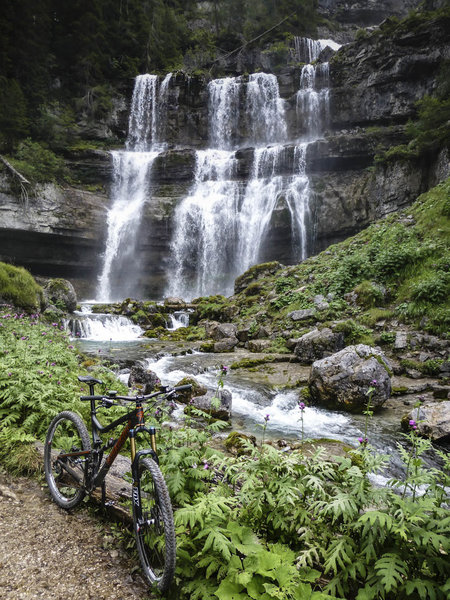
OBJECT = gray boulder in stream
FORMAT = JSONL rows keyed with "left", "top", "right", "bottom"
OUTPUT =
{"left": 188, "top": 389, "right": 232, "bottom": 421}
{"left": 308, "top": 344, "right": 392, "bottom": 412}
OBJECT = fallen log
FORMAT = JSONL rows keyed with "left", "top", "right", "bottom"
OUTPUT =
{"left": 35, "top": 441, "right": 133, "bottom": 524}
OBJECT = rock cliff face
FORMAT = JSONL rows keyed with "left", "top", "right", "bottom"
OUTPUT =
{"left": 0, "top": 167, "right": 109, "bottom": 297}
{"left": 0, "top": 7, "right": 448, "bottom": 299}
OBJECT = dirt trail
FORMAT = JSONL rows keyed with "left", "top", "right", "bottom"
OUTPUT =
{"left": 0, "top": 470, "right": 153, "bottom": 600}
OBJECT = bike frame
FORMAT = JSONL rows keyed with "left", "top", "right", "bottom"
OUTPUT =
{"left": 56, "top": 394, "right": 159, "bottom": 524}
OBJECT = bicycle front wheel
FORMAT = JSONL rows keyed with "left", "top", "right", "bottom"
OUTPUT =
{"left": 44, "top": 411, "right": 91, "bottom": 509}
{"left": 133, "top": 458, "right": 176, "bottom": 593}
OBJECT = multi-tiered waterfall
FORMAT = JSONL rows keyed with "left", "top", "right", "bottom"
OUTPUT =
{"left": 167, "top": 42, "right": 333, "bottom": 299}
{"left": 99, "top": 39, "right": 339, "bottom": 301}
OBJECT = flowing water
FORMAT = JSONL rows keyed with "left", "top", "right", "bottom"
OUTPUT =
{"left": 97, "top": 39, "right": 339, "bottom": 301}
{"left": 167, "top": 65, "right": 324, "bottom": 299}
{"left": 97, "top": 73, "right": 171, "bottom": 301}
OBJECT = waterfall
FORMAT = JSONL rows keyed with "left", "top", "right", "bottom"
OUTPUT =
{"left": 294, "top": 37, "right": 322, "bottom": 63}
{"left": 167, "top": 149, "right": 241, "bottom": 299}
{"left": 297, "top": 62, "right": 330, "bottom": 139}
{"left": 245, "top": 73, "right": 287, "bottom": 145}
{"left": 66, "top": 305, "right": 143, "bottom": 341}
{"left": 167, "top": 61, "right": 327, "bottom": 299}
{"left": 96, "top": 38, "right": 338, "bottom": 302}
{"left": 97, "top": 73, "right": 172, "bottom": 301}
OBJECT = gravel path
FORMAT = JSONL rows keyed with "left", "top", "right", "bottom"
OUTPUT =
{"left": 0, "top": 470, "right": 154, "bottom": 600}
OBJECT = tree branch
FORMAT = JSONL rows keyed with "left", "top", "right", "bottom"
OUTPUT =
{"left": 210, "top": 11, "right": 296, "bottom": 68}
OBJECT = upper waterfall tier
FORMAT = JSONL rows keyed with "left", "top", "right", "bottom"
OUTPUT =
{"left": 208, "top": 73, "right": 287, "bottom": 149}
{"left": 126, "top": 73, "right": 172, "bottom": 151}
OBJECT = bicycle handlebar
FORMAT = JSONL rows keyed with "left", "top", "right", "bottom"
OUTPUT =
{"left": 80, "top": 384, "right": 192, "bottom": 403}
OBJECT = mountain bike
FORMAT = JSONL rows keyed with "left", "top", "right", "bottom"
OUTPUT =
{"left": 44, "top": 375, "right": 191, "bottom": 593}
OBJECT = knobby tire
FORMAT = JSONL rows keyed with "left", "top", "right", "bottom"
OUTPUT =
{"left": 44, "top": 410, "right": 91, "bottom": 509}
{"left": 133, "top": 457, "right": 176, "bottom": 592}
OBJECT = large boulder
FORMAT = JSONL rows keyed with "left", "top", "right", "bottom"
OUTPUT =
{"left": 215, "top": 323, "right": 238, "bottom": 340}
{"left": 213, "top": 337, "right": 239, "bottom": 353}
{"left": 309, "top": 344, "right": 392, "bottom": 412}
{"left": 128, "top": 363, "right": 160, "bottom": 394}
{"left": 187, "top": 389, "right": 232, "bottom": 421}
{"left": 42, "top": 278, "right": 77, "bottom": 313}
{"left": 294, "top": 328, "right": 345, "bottom": 363}
{"left": 403, "top": 402, "right": 450, "bottom": 442}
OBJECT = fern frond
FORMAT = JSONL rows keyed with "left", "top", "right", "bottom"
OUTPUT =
{"left": 374, "top": 552, "right": 407, "bottom": 594}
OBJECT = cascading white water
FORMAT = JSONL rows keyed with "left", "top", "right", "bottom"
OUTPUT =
{"left": 66, "top": 304, "right": 143, "bottom": 341}
{"left": 167, "top": 72, "right": 315, "bottom": 299}
{"left": 208, "top": 78, "right": 241, "bottom": 150}
{"left": 97, "top": 73, "right": 172, "bottom": 301}
{"left": 297, "top": 62, "right": 330, "bottom": 139}
{"left": 167, "top": 311, "right": 190, "bottom": 330}
{"left": 167, "top": 149, "right": 240, "bottom": 299}
{"left": 97, "top": 40, "right": 337, "bottom": 301}
{"left": 294, "top": 37, "right": 322, "bottom": 64}
{"left": 245, "top": 73, "right": 287, "bottom": 145}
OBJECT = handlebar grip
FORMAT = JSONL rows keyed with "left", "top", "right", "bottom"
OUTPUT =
{"left": 174, "top": 384, "right": 193, "bottom": 391}
{"left": 80, "top": 395, "right": 103, "bottom": 401}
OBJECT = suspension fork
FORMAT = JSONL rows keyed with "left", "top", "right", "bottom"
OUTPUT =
{"left": 131, "top": 427, "right": 159, "bottom": 524}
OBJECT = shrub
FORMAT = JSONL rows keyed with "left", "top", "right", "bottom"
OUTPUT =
{"left": 9, "top": 139, "right": 67, "bottom": 183}
{"left": 411, "top": 273, "right": 449, "bottom": 304}
{"left": 354, "top": 280, "right": 385, "bottom": 308}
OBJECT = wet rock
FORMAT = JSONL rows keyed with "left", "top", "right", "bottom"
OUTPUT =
{"left": 248, "top": 339, "right": 272, "bottom": 352}
{"left": 174, "top": 376, "right": 207, "bottom": 403}
{"left": 203, "top": 320, "right": 220, "bottom": 338}
{"left": 128, "top": 363, "right": 160, "bottom": 394}
{"left": 215, "top": 323, "right": 238, "bottom": 340}
{"left": 236, "top": 327, "right": 251, "bottom": 342}
{"left": 404, "top": 401, "right": 450, "bottom": 442}
{"left": 309, "top": 344, "right": 392, "bottom": 412}
{"left": 294, "top": 328, "right": 345, "bottom": 364}
{"left": 213, "top": 337, "right": 238, "bottom": 352}
{"left": 188, "top": 389, "right": 232, "bottom": 421}
{"left": 164, "top": 297, "right": 186, "bottom": 309}
{"left": 42, "top": 278, "right": 77, "bottom": 313}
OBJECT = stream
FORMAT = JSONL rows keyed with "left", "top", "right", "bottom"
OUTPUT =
{"left": 67, "top": 304, "right": 442, "bottom": 483}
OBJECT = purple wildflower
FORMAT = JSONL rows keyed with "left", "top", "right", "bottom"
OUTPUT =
{"left": 298, "top": 402, "right": 306, "bottom": 411}
{"left": 264, "top": 414, "right": 270, "bottom": 422}
{"left": 409, "top": 419, "right": 418, "bottom": 430}
{"left": 358, "top": 437, "right": 368, "bottom": 445}
{"left": 371, "top": 379, "right": 377, "bottom": 386}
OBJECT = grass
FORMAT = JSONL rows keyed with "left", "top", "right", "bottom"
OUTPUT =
{"left": 0, "top": 262, "right": 43, "bottom": 311}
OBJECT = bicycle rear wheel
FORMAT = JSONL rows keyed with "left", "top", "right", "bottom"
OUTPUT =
{"left": 44, "top": 411, "right": 91, "bottom": 509}
{"left": 133, "top": 458, "right": 176, "bottom": 592}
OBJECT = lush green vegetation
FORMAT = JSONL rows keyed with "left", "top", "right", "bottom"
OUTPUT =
{"left": 0, "top": 262, "right": 43, "bottom": 310}
{"left": 216, "top": 178, "right": 450, "bottom": 339}
{"left": 1, "top": 310, "right": 449, "bottom": 599}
